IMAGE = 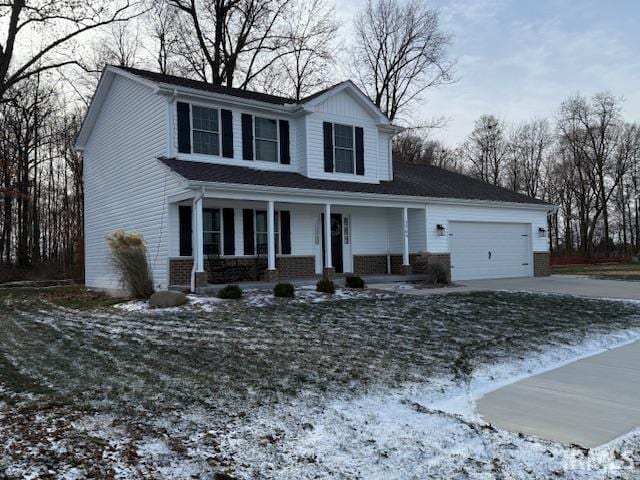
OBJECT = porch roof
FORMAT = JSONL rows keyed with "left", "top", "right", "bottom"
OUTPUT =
{"left": 159, "top": 157, "right": 549, "bottom": 206}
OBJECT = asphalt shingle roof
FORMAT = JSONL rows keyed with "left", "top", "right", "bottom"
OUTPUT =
{"left": 118, "top": 66, "right": 297, "bottom": 105}
{"left": 159, "top": 157, "right": 549, "bottom": 206}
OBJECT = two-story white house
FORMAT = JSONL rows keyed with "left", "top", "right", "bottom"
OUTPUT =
{"left": 75, "top": 66, "right": 553, "bottom": 292}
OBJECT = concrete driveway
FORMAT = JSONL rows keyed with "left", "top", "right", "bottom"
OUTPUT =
{"left": 372, "top": 275, "right": 640, "bottom": 301}
{"left": 477, "top": 340, "right": 640, "bottom": 448}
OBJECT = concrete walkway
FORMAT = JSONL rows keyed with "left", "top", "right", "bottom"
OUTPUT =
{"left": 372, "top": 275, "right": 640, "bottom": 301}
{"left": 477, "top": 341, "right": 640, "bottom": 448}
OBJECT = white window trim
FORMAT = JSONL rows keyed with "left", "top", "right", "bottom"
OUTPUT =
{"left": 189, "top": 102, "right": 222, "bottom": 157}
{"left": 343, "top": 215, "right": 350, "bottom": 245}
{"left": 253, "top": 115, "right": 280, "bottom": 163}
{"left": 254, "top": 209, "right": 282, "bottom": 255}
{"left": 332, "top": 123, "right": 356, "bottom": 174}
{"left": 203, "top": 207, "right": 223, "bottom": 256}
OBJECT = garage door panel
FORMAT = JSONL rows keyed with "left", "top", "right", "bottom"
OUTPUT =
{"left": 450, "top": 221, "right": 531, "bottom": 281}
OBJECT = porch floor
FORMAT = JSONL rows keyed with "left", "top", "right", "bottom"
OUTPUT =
{"left": 170, "top": 274, "right": 430, "bottom": 294}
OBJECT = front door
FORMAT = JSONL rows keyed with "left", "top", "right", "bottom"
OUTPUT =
{"left": 321, "top": 213, "right": 344, "bottom": 273}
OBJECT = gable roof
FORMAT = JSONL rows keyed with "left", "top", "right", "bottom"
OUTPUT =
{"left": 159, "top": 157, "right": 550, "bottom": 206}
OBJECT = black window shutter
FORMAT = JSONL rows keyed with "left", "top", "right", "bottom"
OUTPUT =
{"left": 355, "top": 126, "right": 365, "bottom": 175}
{"left": 221, "top": 109, "right": 234, "bottom": 158}
{"left": 223, "top": 208, "right": 235, "bottom": 255}
{"left": 177, "top": 102, "right": 191, "bottom": 154}
{"left": 279, "top": 119, "right": 290, "bottom": 164}
{"left": 280, "top": 210, "right": 291, "bottom": 255}
{"left": 241, "top": 114, "right": 253, "bottom": 160}
{"left": 243, "top": 209, "right": 255, "bottom": 255}
{"left": 179, "top": 205, "right": 192, "bottom": 256}
{"left": 323, "top": 122, "right": 333, "bottom": 172}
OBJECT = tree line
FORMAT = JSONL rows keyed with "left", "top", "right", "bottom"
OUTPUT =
{"left": 394, "top": 93, "right": 640, "bottom": 257}
{"left": 0, "top": 0, "right": 634, "bottom": 281}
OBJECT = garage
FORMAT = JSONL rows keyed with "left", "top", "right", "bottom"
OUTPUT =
{"left": 449, "top": 221, "right": 532, "bottom": 281}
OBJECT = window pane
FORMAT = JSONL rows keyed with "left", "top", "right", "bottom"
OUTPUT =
{"left": 255, "top": 211, "right": 267, "bottom": 233}
{"left": 255, "top": 117, "right": 277, "bottom": 140}
{"left": 193, "top": 130, "right": 219, "bottom": 155}
{"left": 204, "top": 232, "right": 220, "bottom": 255}
{"left": 334, "top": 148, "right": 354, "bottom": 173}
{"left": 192, "top": 106, "right": 218, "bottom": 132}
{"left": 334, "top": 124, "right": 353, "bottom": 148}
{"left": 203, "top": 209, "right": 220, "bottom": 231}
{"left": 256, "top": 138, "right": 277, "bottom": 162}
{"left": 256, "top": 233, "right": 268, "bottom": 254}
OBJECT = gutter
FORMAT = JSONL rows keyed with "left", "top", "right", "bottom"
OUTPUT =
{"left": 184, "top": 179, "right": 555, "bottom": 211}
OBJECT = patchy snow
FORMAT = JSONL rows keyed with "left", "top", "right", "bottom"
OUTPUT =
{"left": 223, "top": 327, "right": 640, "bottom": 479}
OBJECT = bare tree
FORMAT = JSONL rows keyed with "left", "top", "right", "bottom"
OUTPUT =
{"left": 167, "top": 0, "right": 297, "bottom": 88}
{"left": 351, "top": 0, "right": 454, "bottom": 122}
{"left": 264, "top": 0, "right": 339, "bottom": 100}
{"left": 0, "top": 0, "right": 142, "bottom": 102}
{"left": 506, "top": 119, "right": 553, "bottom": 197}
{"left": 461, "top": 115, "right": 508, "bottom": 186}
{"left": 144, "top": 0, "right": 179, "bottom": 74}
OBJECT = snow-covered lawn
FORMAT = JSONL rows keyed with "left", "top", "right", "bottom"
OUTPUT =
{"left": 1, "top": 287, "right": 640, "bottom": 478}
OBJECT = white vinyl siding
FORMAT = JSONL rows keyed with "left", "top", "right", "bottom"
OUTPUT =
{"left": 83, "top": 75, "right": 181, "bottom": 290}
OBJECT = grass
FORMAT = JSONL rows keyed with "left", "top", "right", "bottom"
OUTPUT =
{"left": 553, "top": 262, "right": 640, "bottom": 280}
{"left": 1, "top": 288, "right": 640, "bottom": 478}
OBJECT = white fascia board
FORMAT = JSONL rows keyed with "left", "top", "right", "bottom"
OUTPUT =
{"left": 304, "top": 81, "right": 390, "bottom": 124}
{"left": 183, "top": 180, "right": 556, "bottom": 211}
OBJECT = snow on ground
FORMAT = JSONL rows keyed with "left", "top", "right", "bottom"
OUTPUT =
{"left": 3, "top": 289, "right": 640, "bottom": 478}
{"left": 222, "top": 326, "right": 640, "bottom": 479}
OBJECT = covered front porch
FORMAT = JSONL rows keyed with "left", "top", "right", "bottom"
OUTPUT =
{"left": 166, "top": 187, "right": 449, "bottom": 292}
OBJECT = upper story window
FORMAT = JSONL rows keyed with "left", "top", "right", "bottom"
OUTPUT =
{"left": 333, "top": 123, "right": 355, "bottom": 174}
{"left": 192, "top": 106, "right": 220, "bottom": 155}
{"left": 254, "top": 117, "right": 278, "bottom": 162}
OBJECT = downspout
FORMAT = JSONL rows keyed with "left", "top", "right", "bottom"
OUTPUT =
{"left": 190, "top": 186, "right": 205, "bottom": 292}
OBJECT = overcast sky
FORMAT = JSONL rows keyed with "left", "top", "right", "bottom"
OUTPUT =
{"left": 338, "top": 0, "right": 640, "bottom": 145}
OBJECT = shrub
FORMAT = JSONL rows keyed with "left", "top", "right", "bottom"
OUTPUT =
{"left": 274, "top": 282, "right": 295, "bottom": 298}
{"left": 429, "top": 263, "right": 449, "bottom": 285}
{"left": 345, "top": 275, "right": 365, "bottom": 289}
{"left": 316, "top": 278, "right": 336, "bottom": 294}
{"left": 105, "top": 230, "right": 154, "bottom": 298}
{"left": 218, "top": 284, "right": 242, "bottom": 299}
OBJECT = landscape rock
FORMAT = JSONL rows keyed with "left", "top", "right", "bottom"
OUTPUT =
{"left": 149, "top": 290, "right": 187, "bottom": 308}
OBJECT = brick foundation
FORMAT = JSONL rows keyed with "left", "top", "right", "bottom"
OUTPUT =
{"left": 265, "top": 269, "right": 279, "bottom": 282}
{"left": 170, "top": 255, "right": 316, "bottom": 286}
{"left": 169, "top": 257, "right": 193, "bottom": 286}
{"left": 277, "top": 255, "right": 316, "bottom": 278}
{"left": 353, "top": 255, "right": 388, "bottom": 275}
{"left": 194, "top": 271, "right": 208, "bottom": 288}
{"left": 533, "top": 252, "right": 551, "bottom": 277}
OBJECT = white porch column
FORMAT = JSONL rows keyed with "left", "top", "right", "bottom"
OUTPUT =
{"left": 402, "top": 207, "right": 410, "bottom": 266}
{"left": 267, "top": 200, "right": 276, "bottom": 271}
{"left": 191, "top": 192, "right": 205, "bottom": 291}
{"left": 324, "top": 203, "right": 333, "bottom": 270}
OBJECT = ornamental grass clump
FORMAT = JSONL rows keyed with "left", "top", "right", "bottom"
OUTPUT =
{"left": 105, "top": 230, "right": 154, "bottom": 298}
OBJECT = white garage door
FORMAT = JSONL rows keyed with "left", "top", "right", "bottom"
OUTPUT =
{"left": 449, "top": 221, "right": 532, "bottom": 281}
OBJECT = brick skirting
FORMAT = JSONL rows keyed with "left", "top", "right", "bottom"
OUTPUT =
{"left": 533, "top": 252, "right": 551, "bottom": 277}
{"left": 354, "top": 253, "right": 451, "bottom": 281}
{"left": 277, "top": 255, "right": 316, "bottom": 278}
{"left": 169, "top": 255, "right": 316, "bottom": 286}
{"left": 353, "top": 255, "right": 388, "bottom": 275}
{"left": 169, "top": 257, "right": 193, "bottom": 286}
